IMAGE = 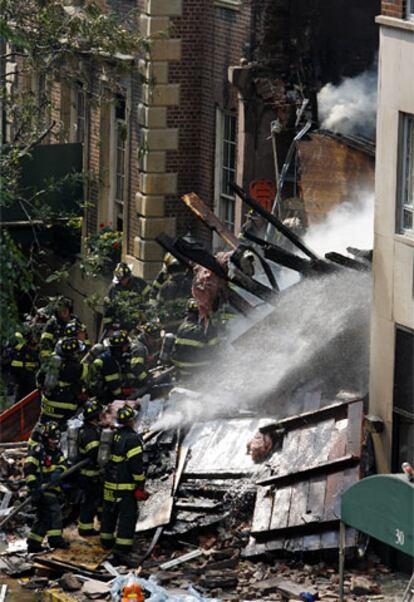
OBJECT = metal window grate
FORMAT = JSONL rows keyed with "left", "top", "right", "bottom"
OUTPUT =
{"left": 220, "top": 113, "right": 237, "bottom": 230}
{"left": 400, "top": 115, "right": 414, "bottom": 234}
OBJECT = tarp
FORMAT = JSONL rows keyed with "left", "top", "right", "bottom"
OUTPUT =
{"left": 341, "top": 474, "right": 414, "bottom": 557}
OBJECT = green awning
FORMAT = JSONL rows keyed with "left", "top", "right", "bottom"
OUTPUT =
{"left": 341, "top": 474, "right": 414, "bottom": 557}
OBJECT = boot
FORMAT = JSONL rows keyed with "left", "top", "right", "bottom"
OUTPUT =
{"left": 79, "top": 528, "right": 99, "bottom": 537}
{"left": 49, "top": 537, "right": 70, "bottom": 550}
{"left": 110, "top": 550, "right": 138, "bottom": 569}
{"left": 27, "top": 540, "right": 45, "bottom": 553}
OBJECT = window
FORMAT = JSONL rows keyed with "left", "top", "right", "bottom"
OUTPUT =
{"left": 398, "top": 114, "right": 414, "bottom": 235}
{"left": 407, "top": 0, "right": 414, "bottom": 20}
{"left": 74, "top": 83, "right": 86, "bottom": 143}
{"left": 215, "top": 110, "right": 237, "bottom": 231}
{"left": 112, "top": 95, "right": 127, "bottom": 231}
{"left": 392, "top": 327, "right": 414, "bottom": 471}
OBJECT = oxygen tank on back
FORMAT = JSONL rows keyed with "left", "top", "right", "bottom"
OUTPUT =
{"left": 67, "top": 424, "right": 80, "bottom": 463}
{"left": 97, "top": 428, "right": 114, "bottom": 468}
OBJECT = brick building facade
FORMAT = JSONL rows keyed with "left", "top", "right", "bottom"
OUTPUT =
{"left": 22, "top": 0, "right": 381, "bottom": 281}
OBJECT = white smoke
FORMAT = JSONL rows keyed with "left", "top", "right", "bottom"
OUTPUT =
{"left": 318, "top": 68, "right": 378, "bottom": 139}
{"left": 304, "top": 193, "right": 374, "bottom": 257}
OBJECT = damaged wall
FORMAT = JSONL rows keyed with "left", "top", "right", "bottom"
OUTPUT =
{"left": 297, "top": 133, "right": 375, "bottom": 224}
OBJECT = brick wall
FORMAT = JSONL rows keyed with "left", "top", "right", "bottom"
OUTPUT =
{"left": 166, "top": 0, "right": 252, "bottom": 243}
{"left": 382, "top": 0, "right": 406, "bottom": 18}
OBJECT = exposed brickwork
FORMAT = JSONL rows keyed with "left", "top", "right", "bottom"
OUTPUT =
{"left": 382, "top": 0, "right": 406, "bottom": 18}
{"left": 166, "top": 0, "right": 252, "bottom": 243}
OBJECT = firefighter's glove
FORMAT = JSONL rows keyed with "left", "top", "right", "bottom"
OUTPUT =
{"left": 134, "top": 487, "right": 150, "bottom": 501}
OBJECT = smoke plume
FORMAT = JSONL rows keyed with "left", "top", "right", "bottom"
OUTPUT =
{"left": 318, "top": 68, "right": 377, "bottom": 139}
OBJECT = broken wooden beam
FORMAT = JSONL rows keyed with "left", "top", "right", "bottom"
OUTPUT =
{"left": 182, "top": 192, "right": 240, "bottom": 249}
{"left": 325, "top": 251, "right": 371, "bottom": 272}
{"left": 232, "top": 182, "right": 320, "bottom": 262}
{"left": 175, "top": 237, "right": 277, "bottom": 305}
{"left": 259, "top": 400, "right": 350, "bottom": 436}
{"left": 156, "top": 233, "right": 253, "bottom": 315}
{"left": 256, "top": 454, "right": 360, "bottom": 487}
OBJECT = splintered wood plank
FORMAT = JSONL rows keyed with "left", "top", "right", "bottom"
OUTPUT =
{"left": 306, "top": 474, "right": 327, "bottom": 523}
{"left": 182, "top": 192, "right": 240, "bottom": 249}
{"left": 287, "top": 480, "right": 310, "bottom": 528}
{"left": 276, "top": 426, "right": 302, "bottom": 475}
{"left": 291, "top": 423, "right": 315, "bottom": 473}
{"left": 346, "top": 401, "right": 364, "bottom": 457}
{"left": 251, "top": 486, "right": 274, "bottom": 533}
{"left": 323, "top": 466, "right": 360, "bottom": 523}
{"left": 328, "top": 419, "right": 348, "bottom": 461}
{"left": 184, "top": 418, "right": 271, "bottom": 477}
{"left": 269, "top": 486, "right": 293, "bottom": 531}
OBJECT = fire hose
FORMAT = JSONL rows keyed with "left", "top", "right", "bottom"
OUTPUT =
{"left": 0, "top": 457, "right": 89, "bottom": 529}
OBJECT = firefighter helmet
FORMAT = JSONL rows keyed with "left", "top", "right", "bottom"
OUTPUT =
{"left": 83, "top": 399, "right": 102, "bottom": 421}
{"left": 109, "top": 330, "right": 129, "bottom": 347}
{"left": 115, "top": 404, "right": 136, "bottom": 426}
{"left": 63, "top": 321, "right": 79, "bottom": 338}
{"left": 186, "top": 298, "right": 199, "bottom": 315}
{"left": 60, "top": 337, "right": 84, "bottom": 356}
{"left": 42, "top": 421, "right": 61, "bottom": 442}
{"left": 142, "top": 320, "right": 160, "bottom": 337}
{"left": 113, "top": 262, "right": 131, "bottom": 283}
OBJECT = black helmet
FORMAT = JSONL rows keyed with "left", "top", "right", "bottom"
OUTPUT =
{"left": 142, "top": 321, "right": 160, "bottom": 336}
{"left": 83, "top": 399, "right": 102, "bottom": 421}
{"left": 114, "top": 262, "right": 131, "bottom": 283}
{"left": 59, "top": 337, "right": 84, "bottom": 356}
{"left": 115, "top": 405, "right": 136, "bottom": 426}
{"left": 42, "top": 421, "right": 61, "bottom": 442}
{"left": 109, "top": 330, "right": 129, "bottom": 347}
{"left": 63, "top": 321, "right": 79, "bottom": 338}
{"left": 186, "top": 298, "right": 199, "bottom": 315}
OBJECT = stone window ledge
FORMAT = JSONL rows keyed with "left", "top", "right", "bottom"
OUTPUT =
{"left": 214, "top": 0, "right": 241, "bottom": 11}
{"left": 376, "top": 15, "right": 414, "bottom": 33}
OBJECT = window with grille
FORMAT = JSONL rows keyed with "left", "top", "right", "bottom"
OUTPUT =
{"left": 398, "top": 114, "right": 414, "bottom": 235}
{"left": 215, "top": 110, "right": 237, "bottom": 231}
{"left": 113, "top": 95, "right": 127, "bottom": 232}
{"left": 75, "top": 84, "right": 86, "bottom": 144}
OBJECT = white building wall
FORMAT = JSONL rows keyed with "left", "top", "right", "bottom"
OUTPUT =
{"left": 369, "top": 19, "right": 414, "bottom": 467}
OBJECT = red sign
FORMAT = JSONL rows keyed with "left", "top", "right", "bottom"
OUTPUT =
{"left": 249, "top": 180, "right": 276, "bottom": 212}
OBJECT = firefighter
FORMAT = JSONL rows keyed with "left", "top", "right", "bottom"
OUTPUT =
{"left": 103, "top": 263, "right": 150, "bottom": 331}
{"left": 137, "top": 321, "right": 161, "bottom": 370}
{"left": 156, "top": 257, "right": 192, "bottom": 304}
{"left": 63, "top": 318, "right": 91, "bottom": 351}
{"left": 77, "top": 399, "right": 103, "bottom": 537}
{"left": 171, "top": 298, "right": 220, "bottom": 379}
{"left": 128, "top": 335, "right": 151, "bottom": 391}
{"left": 100, "top": 405, "right": 149, "bottom": 565}
{"left": 30, "top": 338, "right": 88, "bottom": 446}
{"left": 9, "top": 326, "right": 39, "bottom": 402}
{"left": 39, "top": 296, "right": 76, "bottom": 362}
{"left": 24, "top": 421, "right": 68, "bottom": 552}
{"left": 89, "top": 330, "right": 130, "bottom": 404}
{"left": 149, "top": 253, "right": 174, "bottom": 299}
